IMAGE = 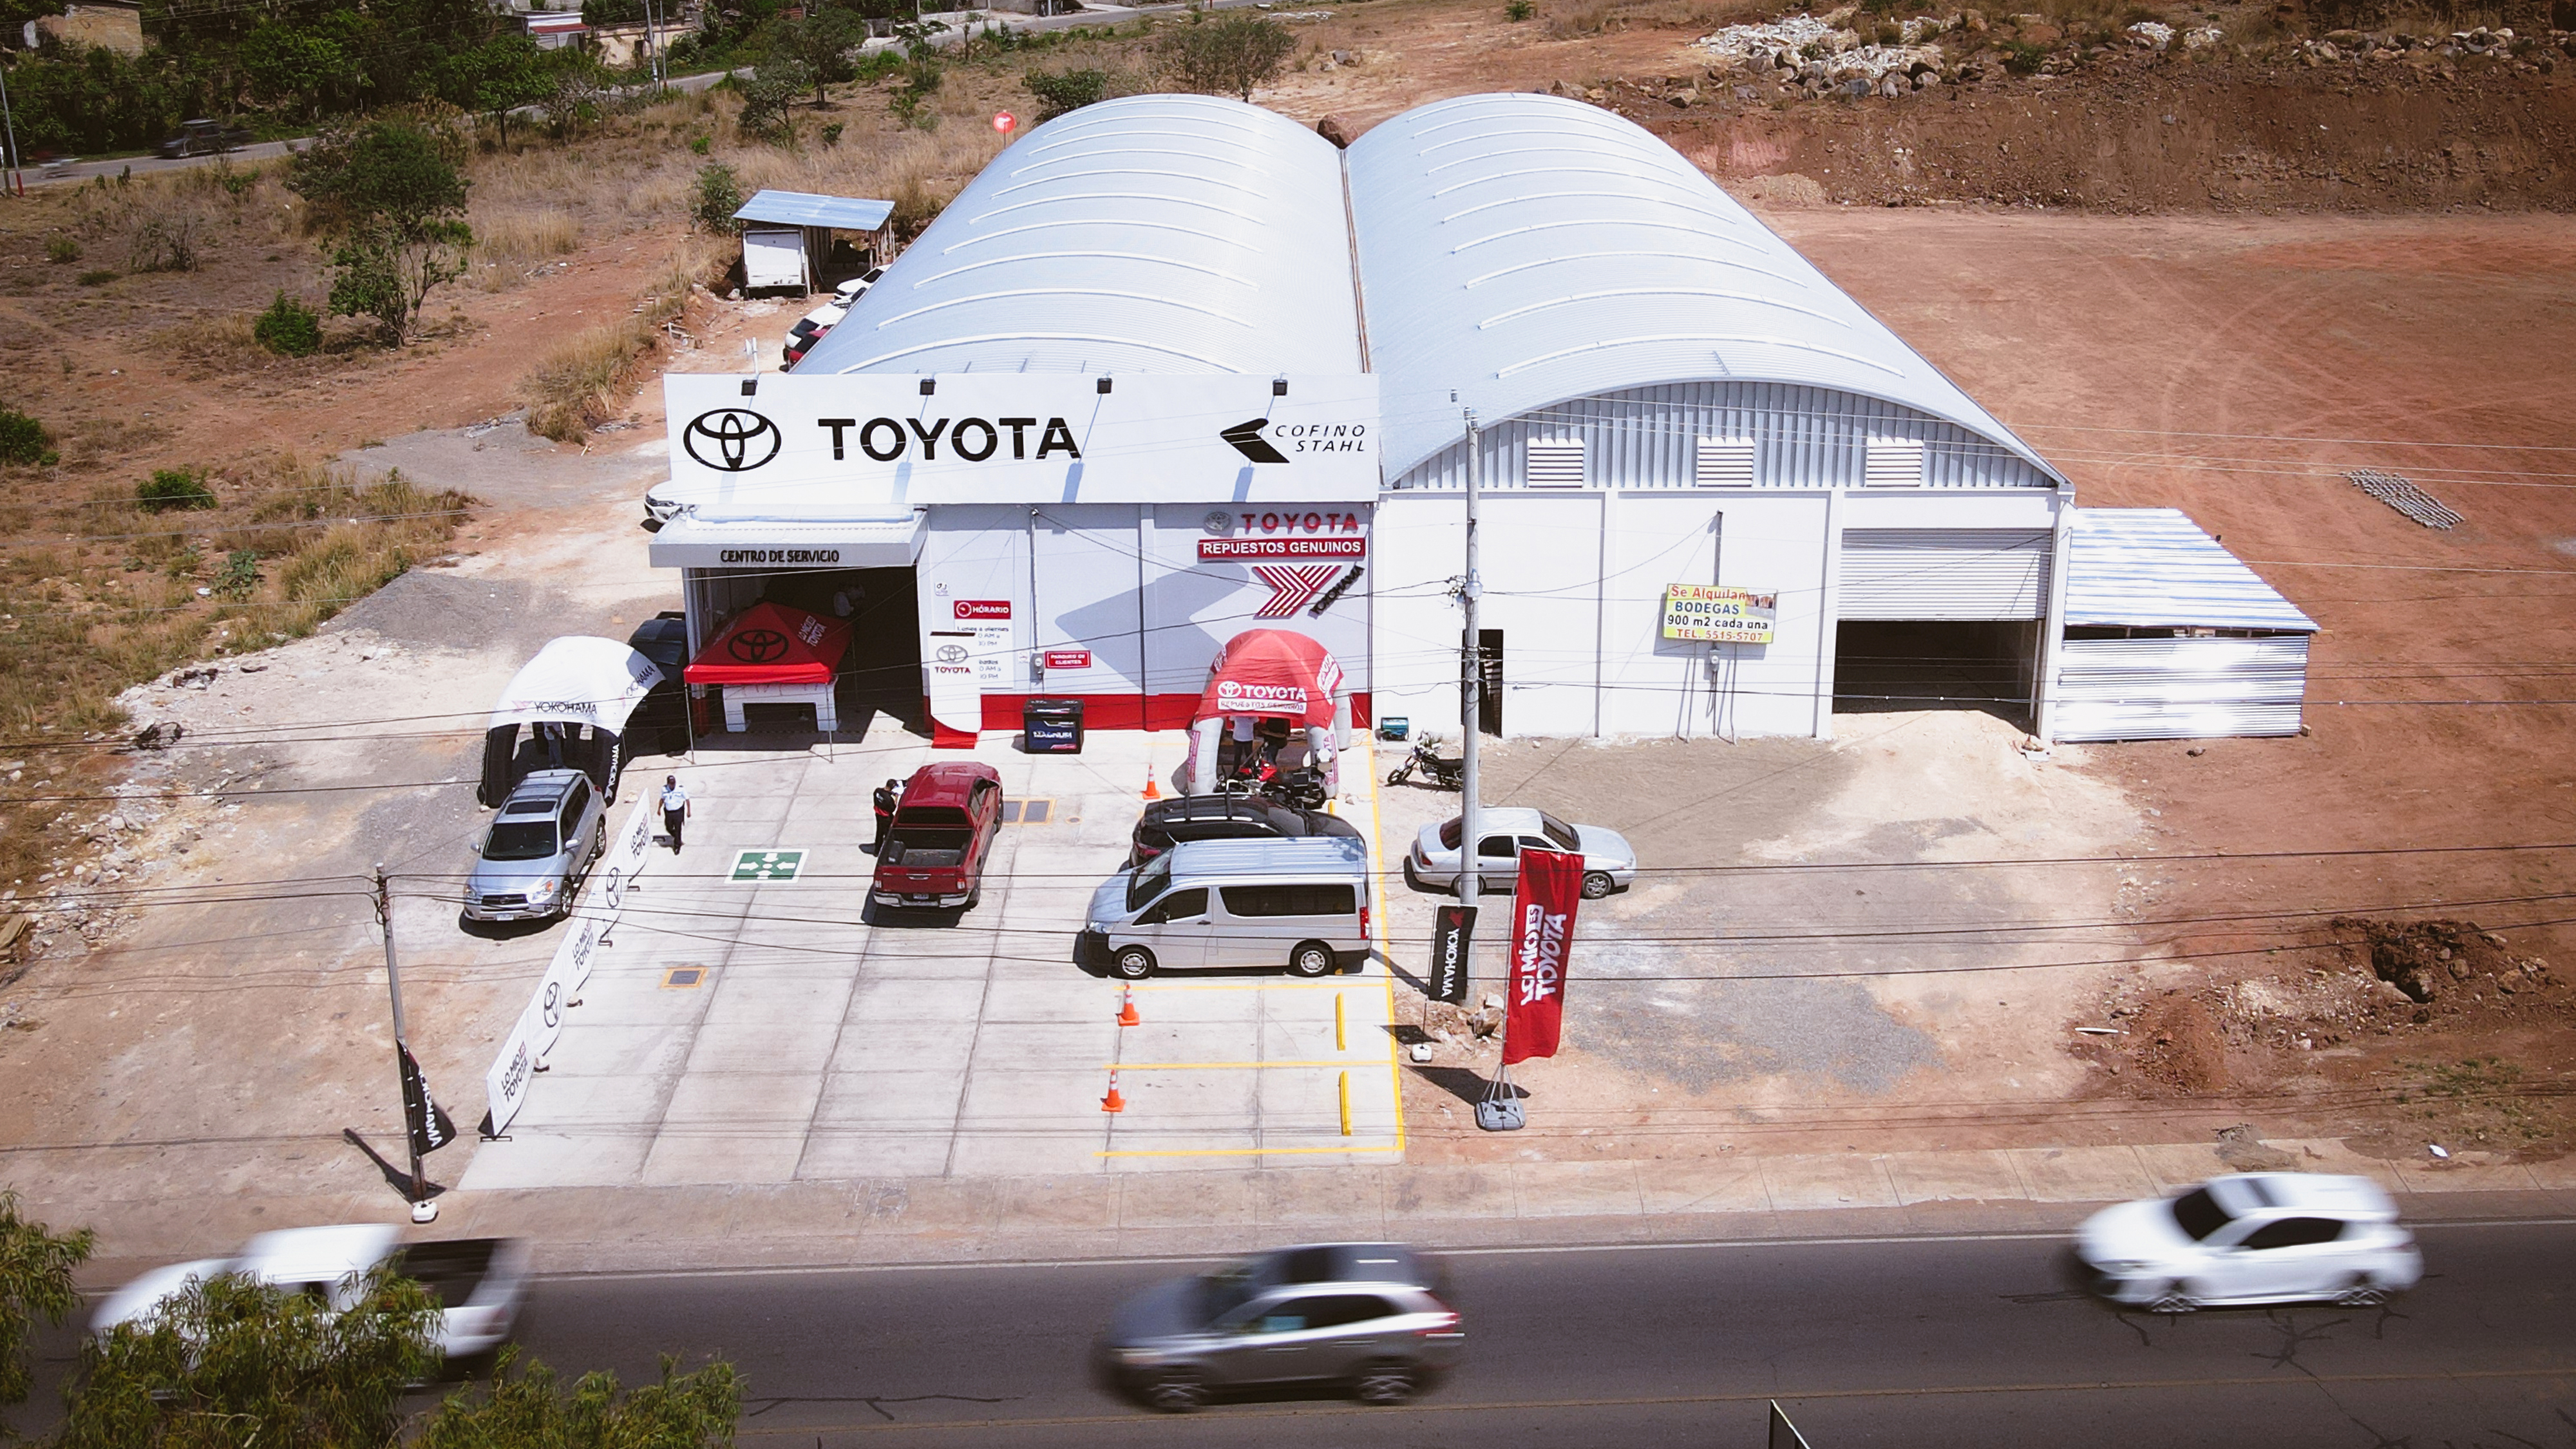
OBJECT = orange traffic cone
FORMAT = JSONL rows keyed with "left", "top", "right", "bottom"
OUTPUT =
{"left": 1142, "top": 762, "right": 1162, "bottom": 802}
{"left": 1101, "top": 1070, "right": 1127, "bottom": 1113}
{"left": 1117, "top": 986, "right": 1141, "bottom": 1028}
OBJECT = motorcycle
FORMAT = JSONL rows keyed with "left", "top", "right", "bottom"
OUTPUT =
{"left": 1385, "top": 736, "right": 1464, "bottom": 790}
{"left": 1216, "top": 754, "right": 1331, "bottom": 811}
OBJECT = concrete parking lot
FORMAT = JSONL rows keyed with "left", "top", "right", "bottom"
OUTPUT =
{"left": 460, "top": 726, "right": 1403, "bottom": 1188}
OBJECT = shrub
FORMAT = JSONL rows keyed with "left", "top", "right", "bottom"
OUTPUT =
{"left": 137, "top": 468, "right": 218, "bottom": 512}
{"left": 692, "top": 161, "right": 744, "bottom": 233}
{"left": 889, "top": 61, "right": 942, "bottom": 129}
{"left": 217, "top": 549, "right": 261, "bottom": 598}
{"left": 1505, "top": 0, "right": 1535, "bottom": 18}
{"left": 737, "top": 61, "right": 810, "bottom": 138}
{"left": 1025, "top": 65, "right": 1109, "bottom": 120}
{"left": 77, "top": 269, "right": 117, "bottom": 286}
{"left": 1158, "top": 14, "right": 1295, "bottom": 100}
{"left": 44, "top": 234, "right": 79, "bottom": 264}
{"left": 2002, "top": 39, "right": 2049, "bottom": 71}
{"left": 0, "top": 410, "right": 59, "bottom": 467}
{"left": 688, "top": 131, "right": 712, "bottom": 155}
{"left": 253, "top": 291, "right": 323, "bottom": 355}
{"left": 819, "top": 121, "right": 844, "bottom": 146}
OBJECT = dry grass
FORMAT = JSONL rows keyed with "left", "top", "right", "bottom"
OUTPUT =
{"left": 469, "top": 207, "right": 583, "bottom": 290}
{"left": 0, "top": 455, "right": 469, "bottom": 886}
{"left": 521, "top": 239, "right": 726, "bottom": 441}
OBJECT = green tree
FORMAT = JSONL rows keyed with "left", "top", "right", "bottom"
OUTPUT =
{"left": 735, "top": 60, "right": 810, "bottom": 137}
{"left": 0, "top": 1191, "right": 93, "bottom": 1433}
{"left": 239, "top": 16, "right": 371, "bottom": 120}
{"left": 292, "top": 118, "right": 475, "bottom": 342}
{"left": 1156, "top": 13, "right": 1294, "bottom": 101}
{"left": 435, "top": 37, "right": 553, "bottom": 146}
{"left": 761, "top": 8, "right": 866, "bottom": 106}
{"left": 53, "top": 1268, "right": 440, "bottom": 1449}
{"left": 421, "top": 1350, "right": 743, "bottom": 1449}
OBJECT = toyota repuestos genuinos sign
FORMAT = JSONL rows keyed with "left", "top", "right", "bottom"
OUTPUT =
{"left": 662, "top": 374, "right": 1380, "bottom": 506}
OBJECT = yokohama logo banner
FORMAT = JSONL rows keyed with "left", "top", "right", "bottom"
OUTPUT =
{"left": 1501, "top": 848, "right": 1583, "bottom": 1065}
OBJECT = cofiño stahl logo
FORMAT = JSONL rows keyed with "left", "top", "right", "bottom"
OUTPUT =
{"left": 683, "top": 409, "right": 782, "bottom": 471}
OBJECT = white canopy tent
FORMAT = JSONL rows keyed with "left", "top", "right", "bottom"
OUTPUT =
{"left": 479, "top": 637, "right": 663, "bottom": 806}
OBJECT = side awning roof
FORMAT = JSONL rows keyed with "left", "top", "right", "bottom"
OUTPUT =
{"left": 732, "top": 190, "right": 895, "bottom": 231}
{"left": 2064, "top": 508, "right": 2317, "bottom": 632}
{"left": 488, "top": 637, "right": 662, "bottom": 734}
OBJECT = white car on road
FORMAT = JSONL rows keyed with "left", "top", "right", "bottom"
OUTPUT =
{"left": 2076, "top": 1173, "right": 2421, "bottom": 1312}
{"left": 93, "top": 1224, "right": 530, "bottom": 1359}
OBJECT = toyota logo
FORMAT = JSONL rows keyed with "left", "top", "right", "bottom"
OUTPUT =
{"left": 934, "top": 643, "right": 970, "bottom": 664}
{"left": 1202, "top": 511, "right": 1234, "bottom": 535}
{"left": 683, "top": 409, "right": 782, "bottom": 472}
{"left": 542, "top": 980, "right": 563, "bottom": 1028}
{"left": 728, "top": 628, "right": 791, "bottom": 663}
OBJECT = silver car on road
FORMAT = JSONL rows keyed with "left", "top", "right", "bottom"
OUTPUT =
{"left": 1096, "top": 1243, "right": 1464, "bottom": 1412}
{"left": 1405, "top": 806, "right": 1636, "bottom": 899}
{"left": 464, "top": 769, "right": 605, "bottom": 922}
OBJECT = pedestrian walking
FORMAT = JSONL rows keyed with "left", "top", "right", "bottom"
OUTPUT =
{"left": 659, "top": 773, "right": 691, "bottom": 853}
{"left": 871, "top": 778, "right": 899, "bottom": 855}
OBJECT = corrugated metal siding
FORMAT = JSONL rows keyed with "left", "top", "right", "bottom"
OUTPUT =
{"left": 2065, "top": 507, "right": 2318, "bottom": 632}
{"left": 1346, "top": 93, "right": 2065, "bottom": 487}
{"left": 1841, "top": 528, "right": 2052, "bottom": 620}
{"left": 798, "top": 96, "right": 1359, "bottom": 377}
{"left": 2053, "top": 636, "right": 2310, "bottom": 741}
{"left": 1392, "top": 382, "right": 2056, "bottom": 490}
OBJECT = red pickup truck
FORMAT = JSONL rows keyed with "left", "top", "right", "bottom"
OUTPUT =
{"left": 871, "top": 762, "right": 1003, "bottom": 911}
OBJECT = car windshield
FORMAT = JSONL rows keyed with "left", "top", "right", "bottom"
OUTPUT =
{"left": 1127, "top": 852, "right": 1173, "bottom": 913}
{"left": 1537, "top": 812, "right": 1580, "bottom": 851}
{"left": 484, "top": 820, "right": 558, "bottom": 862}
{"left": 2170, "top": 1186, "right": 2234, "bottom": 1242}
{"left": 1438, "top": 819, "right": 1463, "bottom": 850}
{"left": 1197, "top": 1260, "right": 1269, "bottom": 1324}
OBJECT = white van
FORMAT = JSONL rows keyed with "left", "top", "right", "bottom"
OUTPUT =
{"left": 1081, "top": 837, "right": 1371, "bottom": 981}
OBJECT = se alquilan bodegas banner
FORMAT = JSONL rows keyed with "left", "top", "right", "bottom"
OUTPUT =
{"left": 1660, "top": 584, "right": 1777, "bottom": 644}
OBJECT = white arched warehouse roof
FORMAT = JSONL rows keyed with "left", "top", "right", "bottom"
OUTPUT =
{"left": 797, "top": 95, "right": 1361, "bottom": 377}
{"left": 1345, "top": 92, "right": 2064, "bottom": 485}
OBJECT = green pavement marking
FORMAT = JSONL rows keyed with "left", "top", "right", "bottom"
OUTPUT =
{"left": 728, "top": 848, "right": 808, "bottom": 882}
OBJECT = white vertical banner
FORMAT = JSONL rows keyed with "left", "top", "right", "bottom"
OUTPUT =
{"left": 482, "top": 797, "right": 658, "bottom": 1137}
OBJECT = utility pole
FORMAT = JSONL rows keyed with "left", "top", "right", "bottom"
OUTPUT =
{"left": 372, "top": 867, "right": 438, "bottom": 1222}
{"left": 0, "top": 58, "right": 24, "bottom": 198}
{"left": 1457, "top": 406, "right": 1482, "bottom": 952}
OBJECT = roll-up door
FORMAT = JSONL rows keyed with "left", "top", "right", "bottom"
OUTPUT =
{"left": 1840, "top": 528, "right": 2051, "bottom": 621}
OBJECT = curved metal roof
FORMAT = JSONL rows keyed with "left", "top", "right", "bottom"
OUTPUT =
{"left": 1345, "top": 93, "right": 2064, "bottom": 485}
{"left": 797, "top": 95, "right": 1360, "bottom": 377}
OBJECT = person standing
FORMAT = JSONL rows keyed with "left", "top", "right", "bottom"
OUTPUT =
{"left": 659, "top": 773, "right": 691, "bottom": 853}
{"left": 871, "top": 777, "right": 899, "bottom": 855}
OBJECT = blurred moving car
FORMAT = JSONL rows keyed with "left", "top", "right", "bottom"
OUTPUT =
{"left": 2076, "top": 1173, "right": 2423, "bottom": 1312}
{"left": 93, "top": 1225, "right": 531, "bottom": 1360}
{"left": 464, "top": 768, "right": 605, "bottom": 922}
{"left": 623, "top": 611, "right": 689, "bottom": 752}
{"left": 1405, "top": 806, "right": 1635, "bottom": 899}
{"left": 1096, "top": 1243, "right": 1463, "bottom": 1412}
{"left": 156, "top": 119, "right": 251, "bottom": 158}
{"left": 1128, "top": 794, "right": 1363, "bottom": 868}
{"left": 871, "top": 762, "right": 1004, "bottom": 911}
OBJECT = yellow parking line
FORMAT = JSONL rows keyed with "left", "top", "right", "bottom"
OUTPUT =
{"left": 1361, "top": 735, "right": 1407, "bottom": 1155}
{"left": 1104, "top": 1059, "right": 1357, "bottom": 1071}
{"left": 1099, "top": 1143, "right": 1404, "bottom": 1159}
{"left": 1130, "top": 980, "right": 1356, "bottom": 992}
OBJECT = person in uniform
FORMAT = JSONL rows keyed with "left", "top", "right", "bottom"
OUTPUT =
{"left": 872, "top": 778, "right": 900, "bottom": 854}
{"left": 659, "top": 774, "right": 690, "bottom": 853}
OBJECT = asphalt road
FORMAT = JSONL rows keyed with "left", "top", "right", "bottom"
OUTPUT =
{"left": 495, "top": 1222, "right": 2576, "bottom": 1448}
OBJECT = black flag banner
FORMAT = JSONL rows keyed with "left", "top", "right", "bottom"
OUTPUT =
{"left": 399, "top": 1044, "right": 457, "bottom": 1157}
{"left": 1430, "top": 904, "right": 1477, "bottom": 1005}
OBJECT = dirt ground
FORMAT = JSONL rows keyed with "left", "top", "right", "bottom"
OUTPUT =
{"left": 3, "top": 28, "right": 2575, "bottom": 1222}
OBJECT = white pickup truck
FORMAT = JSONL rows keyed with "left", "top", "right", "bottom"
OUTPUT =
{"left": 92, "top": 1224, "right": 530, "bottom": 1359}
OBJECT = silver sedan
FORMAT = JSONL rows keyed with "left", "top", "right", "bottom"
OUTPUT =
{"left": 1405, "top": 806, "right": 1635, "bottom": 900}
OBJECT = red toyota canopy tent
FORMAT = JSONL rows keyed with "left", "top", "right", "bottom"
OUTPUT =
{"left": 1195, "top": 629, "right": 1344, "bottom": 729}
{"left": 684, "top": 600, "right": 852, "bottom": 685}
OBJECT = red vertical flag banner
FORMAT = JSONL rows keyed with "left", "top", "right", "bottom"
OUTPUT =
{"left": 1501, "top": 848, "right": 1582, "bottom": 1065}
